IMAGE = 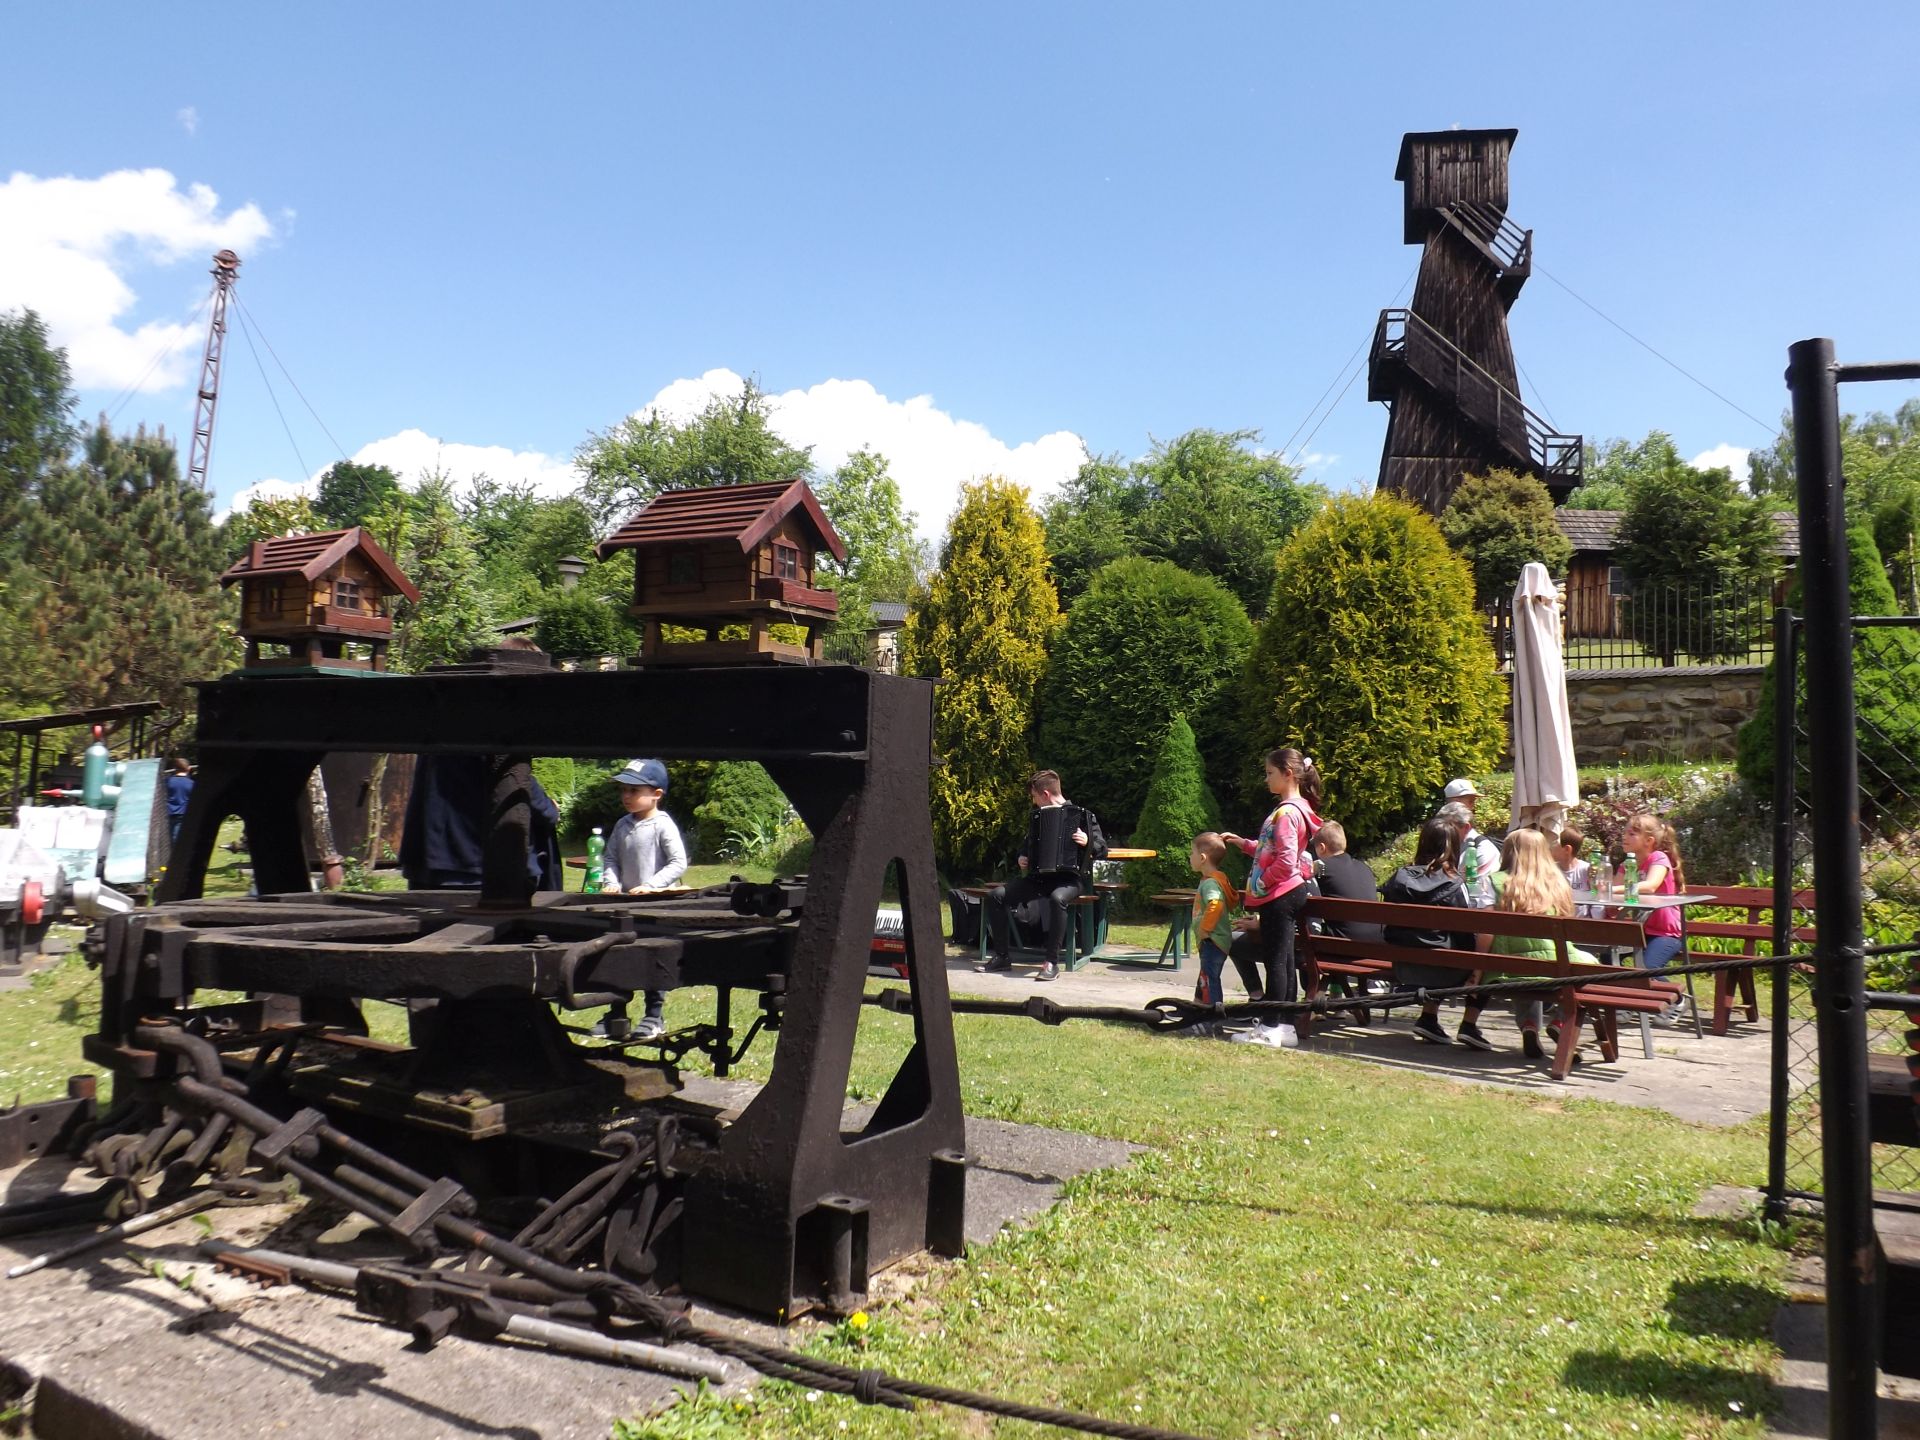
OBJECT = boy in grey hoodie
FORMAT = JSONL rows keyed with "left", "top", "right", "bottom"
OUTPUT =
{"left": 601, "top": 758, "right": 688, "bottom": 1039}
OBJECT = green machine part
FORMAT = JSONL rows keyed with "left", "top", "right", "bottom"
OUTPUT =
{"left": 104, "top": 757, "right": 164, "bottom": 888}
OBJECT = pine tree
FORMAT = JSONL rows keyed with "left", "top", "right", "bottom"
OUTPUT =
{"left": 7, "top": 420, "right": 230, "bottom": 716}
{"left": 901, "top": 478, "right": 1059, "bottom": 876}
{"left": 1439, "top": 467, "right": 1573, "bottom": 607}
{"left": 1130, "top": 715, "right": 1222, "bottom": 901}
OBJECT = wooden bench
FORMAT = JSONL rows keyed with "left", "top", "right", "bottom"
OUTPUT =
{"left": 1297, "top": 896, "right": 1681, "bottom": 1080}
{"left": 1682, "top": 884, "right": 1817, "bottom": 1036}
{"left": 964, "top": 885, "right": 1109, "bottom": 972}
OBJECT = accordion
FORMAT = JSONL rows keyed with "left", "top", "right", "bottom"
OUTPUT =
{"left": 1028, "top": 804, "right": 1089, "bottom": 876}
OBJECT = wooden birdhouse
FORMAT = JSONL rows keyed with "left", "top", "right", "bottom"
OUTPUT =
{"left": 595, "top": 478, "right": 846, "bottom": 663}
{"left": 220, "top": 527, "right": 419, "bottom": 673}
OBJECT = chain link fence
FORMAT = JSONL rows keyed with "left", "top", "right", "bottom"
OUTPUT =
{"left": 1773, "top": 612, "right": 1920, "bottom": 1202}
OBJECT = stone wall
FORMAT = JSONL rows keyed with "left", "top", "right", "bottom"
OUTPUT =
{"left": 1562, "top": 666, "right": 1765, "bottom": 764}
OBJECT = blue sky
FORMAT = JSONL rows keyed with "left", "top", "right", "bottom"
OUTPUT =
{"left": 4, "top": 2, "right": 1916, "bottom": 539}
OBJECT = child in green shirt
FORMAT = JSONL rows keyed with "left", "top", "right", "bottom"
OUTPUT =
{"left": 1189, "top": 832, "right": 1239, "bottom": 1006}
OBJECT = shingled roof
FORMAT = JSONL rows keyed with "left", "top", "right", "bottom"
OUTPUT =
{"left": 218, "top": 527, "right": 420, "bottom": 602}
{"left": 1553, "top": 509, "right": 1800, "bottom": 559}
{"left": 594, "top": 478, "right": 847, "bottom": 564}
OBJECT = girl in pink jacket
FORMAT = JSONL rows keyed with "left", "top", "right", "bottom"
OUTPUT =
{"left": 1222, "top": 747, "right": 1323, "bottom": 1049}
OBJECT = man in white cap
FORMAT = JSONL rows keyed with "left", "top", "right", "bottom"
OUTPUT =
{"left": 1437, "top": 780, "right": 1500, "bottom": 909}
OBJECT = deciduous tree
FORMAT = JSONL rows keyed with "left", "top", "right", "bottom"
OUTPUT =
{"left": 1440, "top": 467, "right": 1572, "bottom": 607}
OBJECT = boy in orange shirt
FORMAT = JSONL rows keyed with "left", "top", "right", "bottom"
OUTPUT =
{"left": 1189, "top": 832, "right": 1239, "bottom": 1006}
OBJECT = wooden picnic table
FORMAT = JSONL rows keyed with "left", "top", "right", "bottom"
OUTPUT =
{"left": 1103, "top": 847, "right": 1157, "bottom": 860}
{"left": 1569, "top": 890, "right": 1717, "bottom": 1038}
{"left": 959, "top": 880, "right": 1111, "bottom": 971}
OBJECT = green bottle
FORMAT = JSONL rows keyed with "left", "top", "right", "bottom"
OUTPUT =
{"left": 585, "top": 827, "right": 605, "bottom": 894}
{"left": 1462, "top": 842, "right": 1479, "bottom": 894}
{"left": 1623, "top": 853, "right": 1640, "bottom": 903}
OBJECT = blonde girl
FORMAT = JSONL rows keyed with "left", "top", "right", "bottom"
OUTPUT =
{"left": 1491, "top": 828, "right": 1586, "bottom": 1061}
{"left": 1621, "top": 812, "right": 1685, "bottom": 970}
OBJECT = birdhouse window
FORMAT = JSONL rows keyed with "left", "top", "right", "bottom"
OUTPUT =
{"left": 773, "top": 543, "right": 799, "bottom": 581}
{"left": 257, "top": 579, "right": 285, "bottom": 616}
{"left": 667, "top": 550, "right": 699, "bottom": 586}
{"left": 333, "top": 577, "right": 363, "bottom": 612}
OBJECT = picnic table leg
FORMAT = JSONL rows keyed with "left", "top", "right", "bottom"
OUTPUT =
{"left": 1638, "top": 1012, "right": 1654, "bottom": 1060}
{"left": 1594, "top": 1008, "right": 1619, "bottom": 1064}
{"left": 1740, "top": 966, "right": 1760, "bottom": 1022}
{"left": 1551, "top": 990, "right": 1583, "bottom": 1080}
{"left": 1712, "top": 969, "right": 1735, "bottom": 1036}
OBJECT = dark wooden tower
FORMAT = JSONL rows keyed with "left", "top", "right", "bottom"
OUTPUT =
{"left": 1368, "top": 128, "right": 1582, "bottom": 513}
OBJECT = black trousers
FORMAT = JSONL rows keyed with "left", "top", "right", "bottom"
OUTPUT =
{"left": 987, "top": 872, "right": 1082, "bottom": 960}
{"left": 1251, "top": 885, "right": 1312, "bottom": 1007}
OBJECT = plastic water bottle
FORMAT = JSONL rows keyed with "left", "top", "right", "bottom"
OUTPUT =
{"left": 1462, "top": 842, "right": 1479, "bottom": 897}
{"left": 1623, "top": 853, "right": 1640, "bottom": 903}
{"left": 585, "top": 827, "right": 605, "bottom": 894}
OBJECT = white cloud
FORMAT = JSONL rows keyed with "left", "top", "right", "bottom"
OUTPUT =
{"left": 637, "top": 368, "right": 1086, "bottom": 539}
{"left": 0, "top": 168, "right": 273, "bottom": 392}
{"left": 176, "top": 106, "right": 199, "bottom": 137}
{"left": 228, "top": 374, "right": 1082, "bottom": 545}
{"left": 1691, "top": 443, "right": 1752, "bottom": 487}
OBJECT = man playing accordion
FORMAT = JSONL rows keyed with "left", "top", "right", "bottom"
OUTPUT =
{"left": 981, "top": 769, "right": 1108, "bottom": 982}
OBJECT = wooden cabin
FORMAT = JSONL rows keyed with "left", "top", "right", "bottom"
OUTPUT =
{"left": 595, "top": 478, "right": 846, "bottom": 663}
{"left": 1554, "top": 510, "right": 1801, "bottom": 639}
{"left": 220, "top": 527, "right": 418, "bottom": 672}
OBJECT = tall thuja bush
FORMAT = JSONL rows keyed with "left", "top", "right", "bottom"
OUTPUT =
{"left": 1034, "top": 558, "right": 1253, "bottom": 833}
{"left": 1738, "top": 516, "right": 1920, "bottom": 814}
{"left": 1130, "top": 715, "right": 1222, "bottom": 901}
{"left": 1240, "top": 494, "right": 1506, "bottom": 846}
{"left": 901, "top": 478, "right": 1058, "bottom": 876}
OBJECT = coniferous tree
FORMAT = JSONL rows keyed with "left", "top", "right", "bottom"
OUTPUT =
{"left": 0, "top": 309, "right": 76, "bottom": 535}
{"left": 1033, "top": 558, "right": 1252, "bottom": 833}
{"left": 1240, "top": 494, "right": 1506, "bottom": 845}
{"left": 902, "top": 478, "right": 1059, "bottom": 876}
{"left": 8, "top": 420, "right": 229, "bottom": 715}
{"left": 1439, "top": 467, "right": 1573, "bottom": 608}
{"left": 1129, "top": 715, "right": 1223, "bottom": 902}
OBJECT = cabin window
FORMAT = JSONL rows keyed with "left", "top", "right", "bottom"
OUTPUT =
{"left": 667, "top": 550, "right": 699, "bottom": 585}
{"left": 773, "top": 543, "right": 799, "bottom": 581}
{"left": 333, "top": 577, "right": 363, "bottom": 612}
{"left": 257, "top": 579, "right": 284, "bottom": 616}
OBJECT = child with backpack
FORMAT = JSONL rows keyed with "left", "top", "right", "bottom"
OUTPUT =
{"left": 1221, "top": 747, "right": 1322, "bottom": 1050}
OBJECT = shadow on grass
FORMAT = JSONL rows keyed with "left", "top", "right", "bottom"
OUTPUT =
{"left": 1429, "top": 1196, "right": 1758, "bottom": 1243}
{"left": 1562, "top": 1349, "right": 1775, "bottom": 1416}
{"left": 1667, "top": 1276, "right": 1785, "bottom": 1342}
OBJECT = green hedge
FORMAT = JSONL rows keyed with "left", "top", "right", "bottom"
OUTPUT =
{"left": 1033, "top": 558, "right": 1253, "bottom": 835}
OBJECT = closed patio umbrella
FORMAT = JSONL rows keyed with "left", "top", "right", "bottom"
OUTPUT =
{"left": 1510, "top": 561, "right": 1579, "bottom": 835}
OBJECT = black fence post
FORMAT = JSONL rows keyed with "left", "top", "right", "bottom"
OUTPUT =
{"left": 1766, "top": 605, "right": 1797, "bottom": 1224}
{"left": 1787, "top": 336, "right": 1877, "bottom": 1440}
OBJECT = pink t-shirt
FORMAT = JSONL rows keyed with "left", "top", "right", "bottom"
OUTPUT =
{"left": 1643, "top": 850, "right": 1681, "bottom": 937}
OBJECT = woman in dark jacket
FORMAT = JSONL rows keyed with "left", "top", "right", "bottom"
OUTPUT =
{"left": 1381, "top": 817, "right": 1486, "bottom": 1048}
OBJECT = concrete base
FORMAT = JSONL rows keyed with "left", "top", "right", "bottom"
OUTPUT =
{"left": 0, "top": 1096, "right": 1133, "bottom": 1440}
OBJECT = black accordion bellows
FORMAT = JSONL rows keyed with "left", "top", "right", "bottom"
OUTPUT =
{"left": 1028, "top": 804, "right": 1088, "bottom": 876}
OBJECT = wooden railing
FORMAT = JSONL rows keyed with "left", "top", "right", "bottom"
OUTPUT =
{"left": 1370, "top": 308, "right": 1582, "bottom": 488}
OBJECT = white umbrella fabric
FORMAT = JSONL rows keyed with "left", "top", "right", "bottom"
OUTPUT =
{"left": 1509, "top": 561, "right": 1579, "bottom": 836}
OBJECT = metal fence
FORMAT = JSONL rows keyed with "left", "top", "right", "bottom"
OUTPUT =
{"left": 1770, "top": 612, "right": 1920, "bottom": 1202}
{"left": 1486, "top": 576, "right": 1778, "bottom": 673}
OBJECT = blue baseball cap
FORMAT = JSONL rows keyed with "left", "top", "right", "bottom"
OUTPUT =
{"left": 615, "top": 758, "right": 668, "bottom": 790}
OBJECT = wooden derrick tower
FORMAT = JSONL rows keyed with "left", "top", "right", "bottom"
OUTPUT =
{"left": 1368, "top": 129, "right": 1582, "bottom": 513}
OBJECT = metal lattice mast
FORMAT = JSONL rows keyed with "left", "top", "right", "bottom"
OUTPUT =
{"left": 185, "top": 248, "right": 241, "bottom": 492}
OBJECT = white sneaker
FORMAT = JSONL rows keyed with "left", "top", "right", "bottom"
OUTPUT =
{"left": 1230, "top": 1023, "right": 1298, "bottom": 1049}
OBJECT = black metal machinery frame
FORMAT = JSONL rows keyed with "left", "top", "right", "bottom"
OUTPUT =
{"left": 75, "top": 660, "right": 967, "bottom": 1319}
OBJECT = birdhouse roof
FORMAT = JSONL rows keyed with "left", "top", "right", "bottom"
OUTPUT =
{"left": 594, "top": 478, "right": 847, "bottom": 564}
{"left": 219, "top": 527, "right": 420, "bottom": 602}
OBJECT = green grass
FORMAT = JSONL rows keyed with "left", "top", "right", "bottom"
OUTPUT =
{"left": 1, "top": 829, "right": 1793, "bottom": 1439}
{"left": 661, "top": 996, "right": 1783, "bottom": 1440}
